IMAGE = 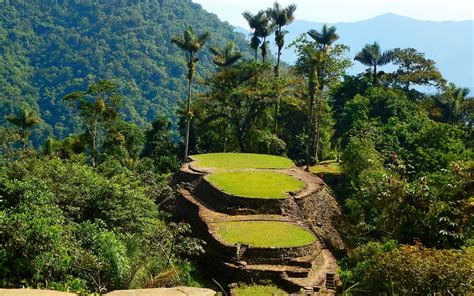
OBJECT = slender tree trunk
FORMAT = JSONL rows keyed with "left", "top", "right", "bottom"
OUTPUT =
{"left": 373, "top": 64, "right": 378, "bottom": 85}
{"left": 274, "top": 38, "right": 281, "bottom": 77}
{"left": 314, "top": 93, "right": 322, "bottom": 164}
{"left": 273, "top": 42, "right": 282, "bottom": 135}
{"left": 91, "top": 125, "right": 97, "bottom": 167}
{"left": 222, "top": 121, "right": 227, "bottom": 152}
{"left": 184, "top": 58, "right": 193, "bottom": 162}
{"left": 314, "top": 75, "right": 325, "bottom": 164}
{"left": 254, "top": 48, "right": 258, "bottom": 61}
{"left": 305, "top": 65, "right": 317, "bottom": 171}
{"left": 237, "top": 127, "right": 246, "bottom": 152}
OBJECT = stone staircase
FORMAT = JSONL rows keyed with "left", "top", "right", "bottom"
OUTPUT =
{"left": 325, "top": 273, "right": 336, "bottom": 290}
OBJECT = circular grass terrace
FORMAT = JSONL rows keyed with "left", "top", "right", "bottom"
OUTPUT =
{"left": 191, "top": 153, "right": 294, "bottom": 170}
{"left": 206, "top": 171, "right": 304, "bottom": 199}
{"left": 213, "top": 221, "right": 316, "bottom": 248}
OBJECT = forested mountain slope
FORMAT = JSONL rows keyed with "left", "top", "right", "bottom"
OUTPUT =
{"left": 0, "top": 0, "right": 249, "bottom": 143}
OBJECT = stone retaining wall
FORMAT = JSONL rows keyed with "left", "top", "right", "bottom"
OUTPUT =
{"left": 296, "top": 186, "right": 348, "bottom": 255}
{"left": 242, "top": 242, "right": 318, "bottom": 265}
{"left": 171, "top": 166, "right": 204, "bottom": 185}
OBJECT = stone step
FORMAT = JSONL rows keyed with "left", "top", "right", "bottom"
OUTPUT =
{"left": 225, "top": 262, "right": 310, "bottom": 274}
{"left": 285, "top": 269, "right": 310, "bottom": 278}
{"left": 325, "top": 273, "right": 335, "bottom": 290}
{"left": 287, "top": 254, "right": 317, "bottom": 268}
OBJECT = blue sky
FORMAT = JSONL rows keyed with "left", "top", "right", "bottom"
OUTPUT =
{"left": 193, "top": 0, "right": 473, "bottom": 28}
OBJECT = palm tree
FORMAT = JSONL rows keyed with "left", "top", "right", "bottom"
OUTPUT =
{"left": 267, "top": 2, "right": 296, "bottom": 134}
{"left": 267, "top": 2, "right": 297, "bottom": 77}
{"left": 210, "top": 42, "right": 243, "bottom": 68}
{"left": 354, "top": 42, "right": 394, "bottom": 84}
{"left": 308, "top": 24, "right": 339, "bottom": 53}
{"left": 6, "top": 107, "right": 40, "bottom": 150}
{"left": 304, "top": 50, "right": 324, "bottom": 170}
{"left": 432, "top": 83, "right": 473, "bottom": 126}
{"left": 307, "top": 25, "right": 339, "bottom": 164}
{"left": 256, "top": 12, "right": 274, "bottom": 63}
{"left": 210, "top": 42, "right": 242, "bottom": 152}
{"left": 244, "top": 10, "right": 273, "bottom": 63}
{"left": 242, "top": 11, "right": 263, "bottom": 60}
{"left": 171, "top": 27, "right": 210, "bottom": 161}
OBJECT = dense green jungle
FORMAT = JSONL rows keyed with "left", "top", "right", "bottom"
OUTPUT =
{"left": 0, "top": 0, "right": 472, "bottom": 295}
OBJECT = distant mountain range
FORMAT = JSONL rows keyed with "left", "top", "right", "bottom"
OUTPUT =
{"left": 236, "top": 13, "right": 474, "bottom": 90}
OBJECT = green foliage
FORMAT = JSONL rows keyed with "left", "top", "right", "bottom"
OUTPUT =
{"left": 310, "top": 160, "right": 342, "bottom": 176}
{"left": 341, "top": 242, "right": 473, "bottom": 295}
{"left": 389, "top": 47, "right": 446, "bottom": 90}
{"left": 64, "top": 80, "right": 123, "bottom": 166}
{"left": 242, "top": 10, "right": 273, "bottom": 62}
{"left": 267, "top": 2, "right": 297, "bottom": 76}
{"left": 292, "top": 31, "right": 351, "bottom": 165}
{"left": 210, "top": 42, "right": 243, "bottom": 68}
{"left": 341, "top": 137, "right": 382, "bottom": 182}
{"left": 5, "top": 107, "right": 40, "bottom": 150}
{"left": 337, "top": 85, "right": 472, "bottom": 247}
{"left": 0, "top": 0, "right": 250, "bottom": 144}
{"left": 172, "top": 26, "right": 210, "bottom": 161}
{"left": 0, "top": 157, "right": 204, "bottom": 293}
{"left": 142, "top": 116, "right": 179, "bottom": 174}
{"left": 427, "top": 82, "right": 473, "bottom": 126}
{"left": 191, "top": 61, "right": 291, "bottom": 153}
{"left": 354, "top": 42, "right": 394, "bottom": 84}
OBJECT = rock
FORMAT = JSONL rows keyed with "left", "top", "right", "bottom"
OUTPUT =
{"left": 105, "top": 287, "right": 216, "bottom": 296}
{"left": 237, "top": 261, "right": 248, "bottom": 267}
{"left": 0, "top": 289, "right": 76, "bottom": 296}
{"left": 0, "top": 288, "right": 217, "bottom": 296}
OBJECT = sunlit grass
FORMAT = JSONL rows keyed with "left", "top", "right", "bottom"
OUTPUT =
{"left": 213, "top": 221, "right": 316, "bottom": 247}
{"left": 310, "top": 160, "right": 342, "bottom": 175}
{"left": 232, "top": 284, "right": 288, "bottom": 296}
{"left": 206, "top": 171, "right": 304, "bottom": 199}
{"left": 191, "top": 153, "right": 294, "bottom": 170}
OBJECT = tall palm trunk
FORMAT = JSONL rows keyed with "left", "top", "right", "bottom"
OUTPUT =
{"left": 184, "top": 55, "right": 194, "bottom": 161}
{"left": 314, "top": 93, "right": 322, "bottom": 164}
{"left": 261, "top": 37, "right": 268, "bottom": 63}
{"left": 305, "top": 64, "right": 317, "bottom": 171}
{"left": 273, "top": 28, "right": 282, "bottom": 135}
{"left": 314, "top": 70, "right": 324, "bottom": 164}
{"left": 373, "top": 64, "right": 378, "bottom": 84}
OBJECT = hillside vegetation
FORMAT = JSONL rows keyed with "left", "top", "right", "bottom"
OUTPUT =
{"left": 0, "top": 0, "right": 472, "bottom": 295}
{"left": 0, "top": 0, "right": 250, "bottom": 143}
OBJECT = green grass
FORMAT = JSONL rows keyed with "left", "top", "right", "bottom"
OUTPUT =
{"left": 232, "top": 284, "right": 287, "bottom": 296}
{"left": 213, "top": 221, "right": 316, "bottom": 247}
{"left": 191, "top": 153, "right": 294, "bottom": 170}
{"left": 206, "top": 171, "right": 304, "bottom": 199}
{"left": 310, "top": 160, "right": 342, "bottom": 175}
